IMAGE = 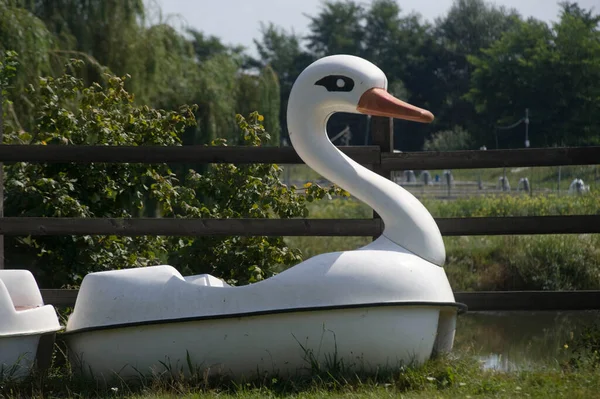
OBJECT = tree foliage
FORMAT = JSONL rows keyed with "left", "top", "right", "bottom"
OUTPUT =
{"left": 252, "top": 22, "right": 313, "bottom": 141}
{"left": 2, "top": 61, "right": 340, "bottom": 287}
{"left": 305, "top": 0, "right": 365, "bottom": 57}
{"left": 3, "top": 60, "right": 195, "bottom": 287}
{"left": 468, "top": 3, "right": 600, "bottom": 147}
{"left": 256, "top": 0, "right": 598, "bottom": 149}
{"left": 4, "top": 0, "right": 599, "bottom": 150}
{"left": 423, "top": 127, "right": 472, "bottom": 152}
{"left": 235, "top": 67, "right": 281, "bottom": 145}
{"left": 1, "top": 0, "right": 281, "bottom": 147}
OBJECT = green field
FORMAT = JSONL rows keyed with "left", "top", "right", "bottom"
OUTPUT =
{"left": 285, "top": 191, "right": 600, "bottom": 291}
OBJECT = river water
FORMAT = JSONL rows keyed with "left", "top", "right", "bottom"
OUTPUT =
{"left": 453, "top": 311, "right": 600, "bottom": 371}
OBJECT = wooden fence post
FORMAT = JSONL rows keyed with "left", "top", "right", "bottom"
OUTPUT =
{"left": 370, "top": 116, "right": 393, "bottom": 240}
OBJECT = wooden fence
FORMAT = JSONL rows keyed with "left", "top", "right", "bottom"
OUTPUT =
{"left": 1, "top": 116, "right": 599, "bottom": 311}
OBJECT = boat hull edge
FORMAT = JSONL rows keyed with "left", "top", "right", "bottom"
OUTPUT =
{"left": 65, "top": 305, "right": 457, "bottom": 381}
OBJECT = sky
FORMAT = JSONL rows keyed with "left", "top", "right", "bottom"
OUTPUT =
{"left": 155, "top": 0, "right": 598, "bottom": 53}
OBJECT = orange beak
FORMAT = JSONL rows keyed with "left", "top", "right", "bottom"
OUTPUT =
{"left": 357, "top": 88, "right": 434, "bottom": 123}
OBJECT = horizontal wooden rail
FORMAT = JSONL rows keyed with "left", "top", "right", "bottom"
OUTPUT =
{"left": 0, "top": 145, "right": 380, "bottom": 164}
{"left": 42, "top": 289, "right": 79, "bottom": 307}
{"left": 0, "top": 215, "right": 598, "bottom": 236}
{"left": 40, "top": 289, "right": 600, "bottom": 311}
{"left": 0, "top": 145, "right": 598, "bottom": 170}
{"left": 381, "top": 146, "right": 600, "bottom": 170}
{"left": 0, "top": 218, "right": 382, "bottom": 236}
{"left": 437, "top": 215, "right": 600, "bottom": 236}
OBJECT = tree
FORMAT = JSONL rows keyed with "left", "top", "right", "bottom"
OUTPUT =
{"left": 560, "top": 1, "right": 600, "bottom": 28}
{"left": 193, "top": 54, "right": 240, "bottom": 144}
{"left": 3, "top": 60, "right": 196, "bottom": 287}
{"left": 433, "top": 0, "right": 521, "bottom": 135}
{"left": 134, "top": 23, "right": 200, "bottom": 110}
{"left": 363, "top": 0, "right": 402, "bottom": 72}
{"left": 22, "top": 0, "right": 145, "bottom": 82}
{"left": 305, "top": 0, "right": 365, "bottom": 57}
{"left": 3, "top": 0, "right": 269, "bottom": 148}
{"left": 0, "top": 0, "right": 57, "bottom": 131}
{"left": 467, "top": 3, "right": 600, "bottom": 147}
{"left": 423, "top": 127, "right": 472, "bottom": 151}
{"left": 253, "top": 22, "right": 314, "bottom": 142}
{"left": 235, "top": 66, "right": 281, "bottom": 145}
{"left": 363, "top": 2, "right": 438, "bottom": 149}
{"left": 362, "top": 0, "right": 413, "bottom": 100}
{"left": 187, "top": 29, "right": 244, "bottom": 62}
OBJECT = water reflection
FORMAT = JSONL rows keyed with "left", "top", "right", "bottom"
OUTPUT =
{"left": 454, "top": 311, "right": 600, "bottom": 371}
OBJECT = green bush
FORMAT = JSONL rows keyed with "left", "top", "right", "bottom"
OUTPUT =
{"left": 3, "top": 58, "right": 342, "bottom": 287}
{"left": 445, "top": 235, "right": 600, "bottom": 291}
{"left": 166, "top": 113, "right": 345, "bottom": 285}
{"left": 564, "top": 323, "right": 600, "bottom": 369}
{"left": 4, "top": 59, "right": 196, "bottom": 287}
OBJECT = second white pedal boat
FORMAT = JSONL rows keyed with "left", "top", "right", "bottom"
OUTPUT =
{"left": 64, "top": 54, "right": 466, "bottom": 381}
{"left": 0, "top": 270, "right": 61, "bottom": 380}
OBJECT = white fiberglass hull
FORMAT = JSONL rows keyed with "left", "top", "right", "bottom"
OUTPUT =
{"left": 66, "top": 304, "right": 458, "bottom": 381}
{"left": 0, "top": 333, "right": 56, "bottom": 380}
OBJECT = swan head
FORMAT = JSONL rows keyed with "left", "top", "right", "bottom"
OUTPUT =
{"left": 287, "top": 55, "right": 446, "bottom": 267}
{"left": 287, "top": 54, "right": 434, "bottom": 125}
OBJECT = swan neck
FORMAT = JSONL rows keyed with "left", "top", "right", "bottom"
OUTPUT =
{"left": 287, "top": 101, "right": 446, "bottom": 266}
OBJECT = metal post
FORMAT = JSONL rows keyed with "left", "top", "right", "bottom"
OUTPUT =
{"left": 525, "top": 108, "right": 530, "bottom": 148}
{"left": 495, "top": 129, "right": 499, "bottom": 149}
{"left": 479, "top": 145, "right": 486, "bottom": 190}
{"left": 370, "top": 116, "right": 393, "bottom": 240}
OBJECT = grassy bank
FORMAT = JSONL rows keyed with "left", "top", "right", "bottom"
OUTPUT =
{"left": 285, "top": 193, "right": 600, "bottom": 291}
{"left": 444, "top": 234, "right": 600, "bottom": 291}
{"left": 4, "top": 353, "right": 600, "bottom": 398}
{"left": 422, "top": 192, "right": 600, "bottom": 217}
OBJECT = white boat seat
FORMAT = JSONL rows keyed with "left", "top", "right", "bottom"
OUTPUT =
{"left": 0, "top": 270, "right": 62, "bottom": 338}
{"left": 14, "top": 305, "right": 39, "bottom": 311}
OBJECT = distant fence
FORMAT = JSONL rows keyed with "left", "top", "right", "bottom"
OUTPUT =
{"left": 1, "top": 116, "right": 599, "bottom": 311}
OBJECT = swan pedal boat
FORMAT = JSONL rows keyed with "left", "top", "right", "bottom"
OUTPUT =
{"left": 0, "top": 270, "right": 61, "bottom": 380}
{"left": 64, "top": 55, "right": 466, "bottom": 381}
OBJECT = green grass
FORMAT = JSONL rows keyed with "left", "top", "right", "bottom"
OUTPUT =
{"left": 422, "top": 191, "right": 600, "bottom": 217}
{"left": 285, "top": 192, "right": 600, "bottom": 291}
{"left": 5, "top": 351, "right": 600, "bottom": 398}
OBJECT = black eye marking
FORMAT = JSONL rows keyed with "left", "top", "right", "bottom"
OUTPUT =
{"left": 315, "top": 75, "right": 355, "bottom": 92}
